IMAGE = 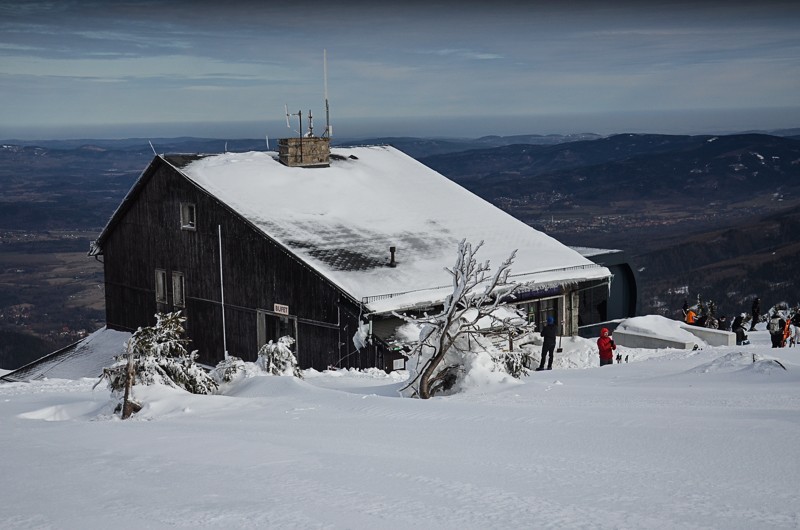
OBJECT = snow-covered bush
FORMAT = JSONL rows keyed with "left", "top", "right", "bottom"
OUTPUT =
{"left": 496, "top": 349, "right": 531, "bottom": 379}
{"left": 257, "top": 336, "right": 302, "bottom": 378}
{"left": 99, "top": 312, "right": 218, "bottom": 402}
{"left": 211, "top": 356, "right": 248, "bottom": 384}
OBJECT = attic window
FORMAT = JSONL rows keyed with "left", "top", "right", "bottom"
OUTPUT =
{"left": 180, "top": 203, "right": 196, "bottom": 230}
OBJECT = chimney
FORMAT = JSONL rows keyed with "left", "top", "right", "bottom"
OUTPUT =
{"left": 278, "top": 136, "right": 330, "bottom": 168}
{"left": 389, "top": 246, "right": 397, "bottom": 267}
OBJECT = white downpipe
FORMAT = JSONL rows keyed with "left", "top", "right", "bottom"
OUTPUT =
{"left": 218, "top": 225, "right": 229, "bottom": 359}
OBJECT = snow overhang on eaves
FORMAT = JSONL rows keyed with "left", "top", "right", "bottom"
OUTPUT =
{"left": 363, "top": 263, "right": 612, "bottom": 315}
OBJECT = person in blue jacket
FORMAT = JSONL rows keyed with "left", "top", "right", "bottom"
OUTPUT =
{"left": 536, "top": 316, "right": 558, "bottom": 371}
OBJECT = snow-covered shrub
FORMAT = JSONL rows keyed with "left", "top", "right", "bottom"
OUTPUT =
{"left": 211, "top": 356, "right": 247, "bottom": 384}
{"left": 257, "top": 336, "right": 302, "bottom": 378}
{"left": 496, "top": 349, "right": 531, "bottom": 379}
{"left": 100, "top": 311, "right": 218, "bottom": 398}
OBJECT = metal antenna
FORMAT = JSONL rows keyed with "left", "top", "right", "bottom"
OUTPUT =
{"left": 285, "top": 104, "right": 301, "bottom": 136}
{"left": 323, "top": 49, "right": 332, "bottom": 138}
{"left": 148, "top": 140, "right": 157, "bottom": 156}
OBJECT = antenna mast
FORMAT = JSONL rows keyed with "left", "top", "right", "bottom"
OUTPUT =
{"left": 285, "top": 104, "right": 302, "bottom": 138}
{"left": 323, "top": 49, "right": 331, "bottom": 138}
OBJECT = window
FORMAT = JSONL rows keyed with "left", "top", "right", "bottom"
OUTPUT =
{"left": 578, "top": 281, "right": 609, "bottom": 327}
{"left": 155, "top": 269, "right": 167, "bottom": 303}
{"left": 172, "top": 271, "right": 185, "bottom": 308}
{"left": 515, "top": 296, "right": 563, "bottom": 332}
{"left": 180, "top": 202, "right": 196, "bottom": 230}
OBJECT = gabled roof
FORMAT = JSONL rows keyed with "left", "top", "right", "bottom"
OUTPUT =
{"left": 95, "top": 145, "right": 610, "bottom": 313}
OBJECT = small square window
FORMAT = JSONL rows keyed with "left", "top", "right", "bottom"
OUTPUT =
{"left": 180, "top": 203, "right": 196, "bottom": 230}
{"left": 155, "top": 269, "right": 167, "bottom": 303}
{"left": 172, "top": 271, "right": 185, "bottom": 308}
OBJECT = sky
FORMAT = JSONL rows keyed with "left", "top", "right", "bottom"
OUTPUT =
{"left": 2, "top": 317, "right": 799, "bottom": 528}
{"left": 1, "top": 0, "right": 799, "bottom": 140}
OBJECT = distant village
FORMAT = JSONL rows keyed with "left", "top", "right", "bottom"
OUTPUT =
{"left": 494, "top": 193, "right": 762, "bottom": 234}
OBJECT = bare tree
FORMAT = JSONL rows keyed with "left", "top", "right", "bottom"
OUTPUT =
{"left": 398, "top": 240, "right": 523, "bottom": 399}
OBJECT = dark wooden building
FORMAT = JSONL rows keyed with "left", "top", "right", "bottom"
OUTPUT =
{"left": 91, "top": 144, "right": 613, "bottom": 371}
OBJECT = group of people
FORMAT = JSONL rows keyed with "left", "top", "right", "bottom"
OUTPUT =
{"left": 683, "top": 296, "right": 800, "bottom": 348}
{"left": 725, "top": 297, "right": 800, "bottom": 348}
{"left": 682, "top": 300, "right": 719, "bottom": 329}
{"left": 766, "top": 311, "right": 800, "bottom": 348}
{"left": 535, "top": 295, "right": 800, "bottom": 371}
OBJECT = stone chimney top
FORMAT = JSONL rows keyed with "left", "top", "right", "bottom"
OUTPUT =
{"left": 278, "top": 137, "right": 330, "bottom": 168}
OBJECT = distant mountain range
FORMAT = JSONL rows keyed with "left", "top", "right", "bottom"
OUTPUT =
{"left": 418, "top": 133, "right": 800, "bottom": 205}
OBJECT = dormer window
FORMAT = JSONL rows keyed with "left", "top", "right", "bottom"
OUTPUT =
{"left": 180, "top": 202, "right": 196, "bottom": 230}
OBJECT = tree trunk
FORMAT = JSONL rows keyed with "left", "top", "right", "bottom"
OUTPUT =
{"left": 121, "top": 345, "right": 136, "bottom": 419}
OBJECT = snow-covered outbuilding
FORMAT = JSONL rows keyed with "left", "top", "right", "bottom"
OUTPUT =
{"left": 89, "top": 143, "right": 611, "bottom": 371}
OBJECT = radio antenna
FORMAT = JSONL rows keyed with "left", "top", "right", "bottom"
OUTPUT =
{"left": 284, "top": 104, "right": 301, "bottom": 136}
{"left": 323, "top": 49, "right": 332, "bottom": 138}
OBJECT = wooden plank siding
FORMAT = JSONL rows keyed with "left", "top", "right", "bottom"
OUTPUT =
{"left": 102, "top": 157, "right": 382, "bottom": 370}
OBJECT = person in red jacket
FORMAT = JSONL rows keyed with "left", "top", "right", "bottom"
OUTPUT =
{"left": 597, "top": 327, "right": 616, "bottom": 366}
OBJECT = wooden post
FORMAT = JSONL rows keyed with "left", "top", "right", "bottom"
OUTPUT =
{"left": 121, "top": 342, "right": 136, "bottom": 419}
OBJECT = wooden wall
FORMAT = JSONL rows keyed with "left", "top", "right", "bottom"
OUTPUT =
{"left": 102, "top": 157, "right": 378, "bottom": 370}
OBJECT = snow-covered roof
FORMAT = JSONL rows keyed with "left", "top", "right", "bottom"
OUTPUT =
{"left": 571, "top": 246, "right": 621, "bottom": 258}
{"left": 169, "top": 146, "right": 610, "bottom": 312}
{"left": 0, "top": 327, "right": 129, "bottom": 383}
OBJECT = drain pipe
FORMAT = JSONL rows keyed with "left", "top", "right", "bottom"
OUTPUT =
{"left": 218, "top": 225, "right": 228, "bottom": 359}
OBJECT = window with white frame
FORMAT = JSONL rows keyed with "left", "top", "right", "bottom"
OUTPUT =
{"left": 180, "top": 202, "right": 196, "bottom": 230}
{"left": 172, "top": 271, "right": 185, "bottom": 308}
{"left": 155, "top": 269, "right": 167, "bottom": 303}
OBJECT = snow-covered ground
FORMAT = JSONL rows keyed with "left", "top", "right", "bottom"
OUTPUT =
{"left": 2, "top": 322, "right": 799, "bottom": 529}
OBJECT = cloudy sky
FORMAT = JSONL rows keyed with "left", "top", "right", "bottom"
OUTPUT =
{"left": 1, "top": 0, "right": 799, "bottom": 140}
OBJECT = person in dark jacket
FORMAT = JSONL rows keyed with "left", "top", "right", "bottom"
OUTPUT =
{"left": 731, "top": 313, "right": 748, "bottom": 345}
{"left": 536, "top": 316, "right": 558, "bottom": 371}
{"left": 597, "top": 327, "right": 616, "bottom": 366}
{"left": 768, "top": 312, "right": 785, "bottom": 348}
{"left": 749, "top": 297, "right": 761, "bottom": 331}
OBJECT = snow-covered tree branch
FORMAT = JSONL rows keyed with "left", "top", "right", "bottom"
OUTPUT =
{"left": 396, "top": 240, "right": 529, "bottom": 399}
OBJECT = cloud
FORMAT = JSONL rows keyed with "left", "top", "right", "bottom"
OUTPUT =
{"left": 424, "top": 48, "right": 503, "bottom": 61}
